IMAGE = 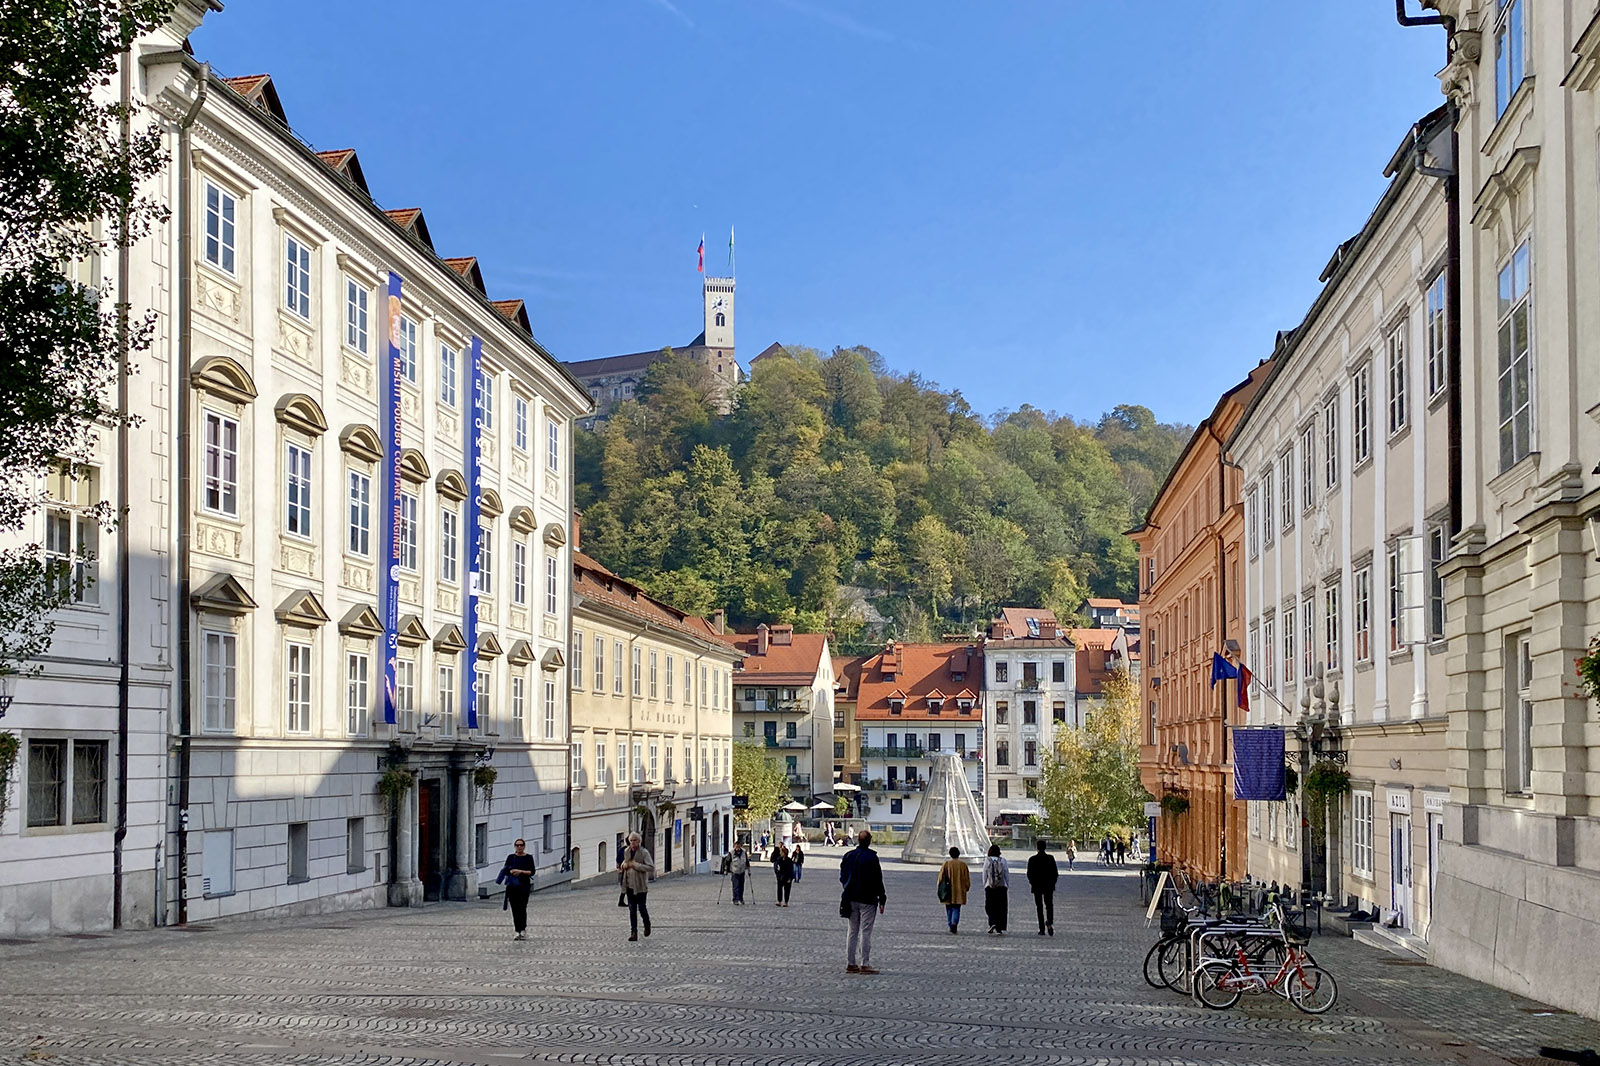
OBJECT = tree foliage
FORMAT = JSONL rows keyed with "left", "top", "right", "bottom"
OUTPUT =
{"left": 731, "top": 741, "right": 791, "bottom": 826}
{"left": 1035, "top": 667, "right": 1151, "bottom": 843}
{"left": 0, "top": 0, "right": 175, "bottom": 674}
{"left": 576, "top": 347, "right": 1188, "bottom": 649}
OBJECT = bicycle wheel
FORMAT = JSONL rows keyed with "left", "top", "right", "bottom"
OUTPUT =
{"left": 1143, "top": 940, "right": 1168, "bottom": 988}
{"left": 1160, "top": 938, "right": 1191, "bottom": 992}
{"left": 1194, "top": 961, "right": 1243, "bottom": 1010}
{"left": 1287, "top": 964, "right": 1338, "bottom": 1014}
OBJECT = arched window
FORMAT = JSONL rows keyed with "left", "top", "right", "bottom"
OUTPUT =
{"left": 715, "top": 312, "right": 725, "bottom": 327}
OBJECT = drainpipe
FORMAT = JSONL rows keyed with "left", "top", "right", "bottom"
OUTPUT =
{"left": 173, "top": 62, "right": 209, "bottom": 926}
{"left": 112, "top": 43, "right": 133, "bottom": 930}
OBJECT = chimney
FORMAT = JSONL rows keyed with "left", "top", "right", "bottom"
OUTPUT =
{"left": 571, "top": 510, "right": 582, "bottom": 552}
{"left": 756, "top": 623, "right": 769, "bottom": 656}
{"left": 712, "top": 608, "right": 726, "bottom": 635}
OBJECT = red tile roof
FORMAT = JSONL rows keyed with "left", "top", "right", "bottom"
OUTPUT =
{"left": 490, "top": 299, "right": 532, "bottom": 334}
{"left": 730, "top": 629, "right": 830, "bottom": 684}
{"left": 993, "top": 607, "right": 1061, "bottom": 640}
{"left": 832, "top": 655, "right": 867, "bottom": 701}
{"left": 855, "top": 643, "right": 983, "bottom": 720}
{"left": 440, "top": 257, "right": 487, "bottom": 295}
{"left": 572, "top": 552, "right": 732, "bottom": 648}
{"left": 1086, "top": 598, "right": 1131, "bottom": 609}
{"left": 384, "top": 207, "right": 421, "bottom": 227}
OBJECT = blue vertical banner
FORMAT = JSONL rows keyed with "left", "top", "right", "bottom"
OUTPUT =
{"left": 461, "top": 336, "right": 484, "bottom": 731}
{"left": 380, "top": 272, "right": 404, "bottom": 724}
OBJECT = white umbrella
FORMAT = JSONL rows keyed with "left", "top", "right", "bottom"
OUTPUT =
{"left": 830, "top": 783, "right": 861, "bottom": 792}
{"left": 782, "top": 801, "right": 808, "bottom": 811}
{"left": 809, "top": 800, "right": 835, "bottom": 809}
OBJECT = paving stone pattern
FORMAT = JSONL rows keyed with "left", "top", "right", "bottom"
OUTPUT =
{"left": 1, "top": 855, "right": 1596, "bottom": 1066}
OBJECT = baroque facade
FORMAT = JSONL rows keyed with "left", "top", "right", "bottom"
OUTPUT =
{"left": 980, "top": 613, "right": 1074, "bottom": 827}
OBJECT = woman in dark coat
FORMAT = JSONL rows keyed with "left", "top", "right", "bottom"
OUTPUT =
{"left": 791, "top": 843, "right": 805, "bottom": 881}
{"left": 498, "top": 839, "right": 536, "bottom": 940}
{"left": 772, "top": 843, "right": 795, "bottom": 906}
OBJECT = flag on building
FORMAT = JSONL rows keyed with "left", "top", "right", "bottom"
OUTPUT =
{"left": 1210, "top": 652, "right": 1239, "bottom": 688}
{"left": 697, "top": 235, "right": 704, "bottom": 273}
{"left": 728, "top": 225, "right": 735, "bottom": 272}
{"left": 1237, "top": 665, "right": 1253, "bottom": 711}
{"left": 1232, "top": 726, "right": 1286, "bottom": 800}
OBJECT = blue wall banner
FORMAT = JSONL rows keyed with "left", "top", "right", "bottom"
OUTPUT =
{"left": 1232, "top": 726, "right": 1287, "bottom": 801}
{"left": 461, "top": 336, "right": 484, "bottom": 731}
{"left": 380, "top": 271, "right": 403, "bottom": 724}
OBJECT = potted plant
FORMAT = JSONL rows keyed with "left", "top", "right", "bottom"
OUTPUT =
{"left": 1303, "top": 760, "right": 1351, "bottom": 837}
{"left": 1159, "top": 793, "right": 1190, "bottom": 817}
{"left": 472, "top": 765, "right": 498, "bottom": 807}
{"left": 378, "top": 766, "right": 415, "bottom": 812}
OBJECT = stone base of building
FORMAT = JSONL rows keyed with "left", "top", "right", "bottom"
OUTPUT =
{"left": 0, "top": 869, "right": 158, "bottom": 937}
{"left": 1430, "top": 808, "right": 1600, "bottom": 1021}
{"left": 387, "top": 880, "right": 424, "bottom": 908}
{"left": 186, "top": 883, "right": 392, "bottom": 925}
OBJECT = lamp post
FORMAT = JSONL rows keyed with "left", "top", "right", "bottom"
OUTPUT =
{"left": 0, "top": 671, "right": 14, "bottom": 718}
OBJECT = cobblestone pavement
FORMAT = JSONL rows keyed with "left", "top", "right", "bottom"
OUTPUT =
{"left": 2, "top": 853, "right": 1597, "bottom": 1066}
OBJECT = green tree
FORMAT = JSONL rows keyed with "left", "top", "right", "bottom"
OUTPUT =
{"left": 1036, "top": 667, "right": 1150, "bottom": 843}
{"left": 732, "top": 742, "right": 791, "bottom": 826}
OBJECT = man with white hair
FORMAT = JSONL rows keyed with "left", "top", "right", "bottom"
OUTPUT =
{"left": 617, "top": 831, "right": 655, "bottom": 941}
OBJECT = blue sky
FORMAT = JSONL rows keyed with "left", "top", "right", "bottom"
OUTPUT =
{"left": 193, "top": 2, "right": 1447, "bottom": 427}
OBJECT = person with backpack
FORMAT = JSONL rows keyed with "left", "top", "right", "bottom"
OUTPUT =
{"left": 982, "top": 843, "right": 1010, "bottom": 935}
{"left": 1026, "top": 837, "right": 1059, "bottom": 936}
{"left": 721, "top": 841, "right": 750, "bottom": 904}
{"left": 937, "top": 846, "right": 972, "bottom": 934}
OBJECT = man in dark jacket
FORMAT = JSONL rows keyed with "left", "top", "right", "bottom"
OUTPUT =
{"left": 1026, "top": 837, "right": 1060, "bottom": 936}
{"left": 839, "top": 829, "right": 887, "bottom": 974}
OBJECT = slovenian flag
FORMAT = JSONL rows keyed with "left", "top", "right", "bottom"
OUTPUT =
{"left": 697, "top": 235, "right": 704, "bottom": 273}
{"left": 1210, "top": 652, "right": 1239, "bottom": 688}
{"left": 1238, "top": 665, "right": 1252, "bottom": 711}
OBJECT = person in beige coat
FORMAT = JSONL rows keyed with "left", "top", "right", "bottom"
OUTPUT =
{"left": 617, "top": 832, "right": 655, "bottom": 941}
{"left": 937, "top": 846, "right": 972, "bottom": 934}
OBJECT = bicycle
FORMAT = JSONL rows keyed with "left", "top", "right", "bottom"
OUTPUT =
{"left": 1192, "top": 911, "right": 1336, "bottom": 1014}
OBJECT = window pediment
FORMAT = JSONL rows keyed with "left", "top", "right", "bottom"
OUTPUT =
{"left": 478, "top": 632, "right": 505, "bottom": 659}
{"left": 339, "top": 424, "right": 383, "bottom": 463}
{"left": 338, "top": 603, "right": 383, "bottom": 638}
{"left": 192, "top": 572, "right": 256, "bottom": 615}
{"left": 1471, "top": 145, "right": 1540, "bottom": 243}
{"left": 274, "top": 393, "right": 327, "bottom": 437}
{"left": 508, "top": 506, "right": 538, "bottom": 534}
{"left": 507, "top": 639, "right": 537, "bottom": 666}
{"left": 399, "top": 448, "right": 431, "bottom": 484}
{"left": 436, "top": 469, "right": 468, "bottom": 501}
{"left": 542, "top": 521, "right": 568, "bottom": 548}
{"left": 397, "top": 614, "right": 430, "bottom": 647}
{"left": 540, "top": 646, "right": 565, "bottom": 672}
{"left": 479, "top": 489, "right": 504, "bottom": 518}
{"left": 433, "top": 624, "right": 466, "bottom": 653}
{"left": 275, "top": 589, "right": 330, "bottom": 629}
{"left": 192, "top": 355, "right": 258, "bottom": 404}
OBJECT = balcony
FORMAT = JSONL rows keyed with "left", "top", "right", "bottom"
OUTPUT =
{"left": 762, "top": 736, "right": 812, "bottom": 749}
{"left": 737, "top": 697, "right": 806, "bottom": 714}
{"left": 786, "top": 772, "right": 812, "bottom": 789}
{"left": 859, "top": 745, "right": 926, "bottom": 759}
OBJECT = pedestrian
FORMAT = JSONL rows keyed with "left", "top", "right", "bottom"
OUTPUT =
{"left": 824, "top": 823, "right": 835, "bottom": 847}
{"left": 772, "top": 843, "right": 795, "bottom": 906}
{"left": 616, "top": 839, "right": 628, "bottom": 907}
{"left": 1116, "top": 837, "right": 1127, "bottom": 866}
{"left": 725, "top": 840, "right": 749, "bottom": 904}
{"left": 1100, "top": 836, "right": 1112, "bottom": 865}
{"left": 839, "top": 829, "right": 886, "bottom": 974}
{"left": 617, "top": 831, "right": 655, "bottom": 941}
{"left": 937, "top": 846, "right": 972, "bottom": 934}
{"left": 1066, "top": 841, "right": 1076, "bottom": 870}
{"left": 496, "top": 838, "right": 536, "bottom": 940}
{"left": 982, "top": 843, "right": 1010, "bottom": 934}
{"left": 792, "top": 843, "right": 806, "bottom": 882}
{"left": 1026, "top": 838, "right": 1059, "bottom": 937}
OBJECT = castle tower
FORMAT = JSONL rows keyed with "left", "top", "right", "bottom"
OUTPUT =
{"left": 700, "top": 274, "right": 737, "bottom": 409}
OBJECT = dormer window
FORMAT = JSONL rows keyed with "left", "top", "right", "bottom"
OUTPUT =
{"left": 888, "top": 691, "right": 904, "bottom": 715}
{"left": 927, "top": 698, "right": 943, "bottom": 713}
{"left": 957, "top": 698, "right": 974, "bottom": 713}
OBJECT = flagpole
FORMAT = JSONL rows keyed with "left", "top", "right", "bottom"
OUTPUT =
{"left": 728, "top": 225, "right": 735, "bottom": 275}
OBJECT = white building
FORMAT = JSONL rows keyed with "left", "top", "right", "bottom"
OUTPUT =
{"left": 730, "top": 625, "right": 834, "bottom": 801}
{"left": 569, "top": 551, "right": 737, "bottom": 883}
{"left": 134, "top": 20, "right": 589, "bottom": 921}
{"left": 982, "top": 611, "right": 1075, "bottom": 826}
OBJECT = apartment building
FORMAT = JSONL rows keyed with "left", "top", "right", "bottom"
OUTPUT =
{"left": 832, "top": 655, "right": 866, "bottom": 788}
{"left": 568, "top": 553, "right": 737, "bottom": 883}
{"left": 730, "top": 625, "right": 833, "bottom": 800}
{"left": 978, "top": 612, "right": 1073, "bottom": 826}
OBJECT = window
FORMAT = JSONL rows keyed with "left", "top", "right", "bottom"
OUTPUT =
{"left": 595, "top": 741, "right": 607, "bottom": 787}
{"left": 1387, "top": 321, "right": 1408, "bottom": 435}
{"left": 542, "top": 813, "right": 553, "bottom": 852}
{"left": 574, "top": 632, "right": 586, "bottom": 688}
{"left": 440, "top": 505, "right": 458, "bottom": 582}
{"left": 1301, "top": 595, "right": 1315, "bottom": 680}
{"left": 477, "top": 373, "right": 495, "bottom": 430}
{"left": 285, "top": 443, "right": 313, "bottom": 538}
{"left": 665, "top": 654, "right": 675, "bottom": 701}
{"left": 572, "top": 742, "right": 584, "bottom": 778}
{"left": 1300, "top": 424, "right": 1315, "bottom": 510}
{"left": 1145, "top": 556, "right": 1156, "bottom": 590}
{"left": 649, "top": 739, "right": 660, "bottom": 781}
{"left": 1353, "top": 364, "right": 1371, "bottom": 465}
{"left": 1281, "top": 605, "right": 1295, "bottom": 686}
{"left": 594, "top": 634, "right": 604, "bottom": 691}
{"left": 1260, "top": 474, "right": 1274, "bottom": 546}
{"left": 202, "top": 630, "right": 237, "bottom": 732}
{"left": 440, "top": 344, "right": 458, "bottom": 407}
{"left": 396, "top": 657, "right": 416, "bottom": 732}
{"left": 347, "top": 471, "right": 371, "bottom": 556}
{"left": 1495, "top": 0, "right": 1525, "bottom": 117}
{"left": 1496, "top": 240, "right": 1533, "bottom": 471}
{"left": 547, "top": 417, "right": 561, "bottom": 472}
{"left": 1052, "top": 702, "right": 1067, "bottom": 723}
{"left": 1246, "top": 489, "right": 1259, "bottom": 559}
{"left": 1279, "top": 451, "right": 1294, "bottom": 532}
{"left": 632, "top": 645, "right": 643, "bottom": 697}
{"left": 1023, "top": 701, "right": 1037, "bottom": 726}
{"left": 996, "top": 740, "right": 1009, "bottom": 767}
{"left": 438, "top": 663, "right": 457, "bottom": 734}
{"left": 995, "top": 701, "right": 1008, "bottom": 727}
{"left": 392, "top": 490, "right": 417, "bottom": 571}
{"left": 890, "top": 798, "right": 903, "bottom": 815}
{"left": 202, "top": 411, "right": 239, "bottom": 516}
{"left": 1508, "top": 634, "right": 1533, "bottom": 793}
{"left": 346, "top": 652, "right": 369, "bottom": 735}
{"left": 1322, "top": 396, "right": 1339, "bottom": 489}
{"left": 994, "top": 661, "right": 1008, "bottom": 683}
{"left": 1425, "top": 272, "right": 1447, "bottom": 398}
{"left": 286, "top": 640, "right": 313, "bottom": 732}
{"left": 1354, "top": 568, "right": 1372, "bottom": 663}
{"left": 545, "top": 555, "right": 558, "bottom": 615}
{"left": 700, "top": 665, "right": 708, "bottom": 706}
{"left": 25, "top": 738, "right": 108, "bottom": 829}
{"left": 613, "top": 642, "right": 623, "bottom": 695}
{"left": 25, "top": 739, "right": 66, "bottom": 827}
{"left": 684, "top": 660, "right": 693, "bottom": 704}
{"left": 287, "top": 822, "right": 309, "bottom": 883}
{"left": 347, "top": 818, "right": 365, "bottom": 873}
{"left": 1248, "top": 626, "right": 1261, "bottom": 696}
{"left": 1352, "top": 791, "right": 1375, "bottom": 879}
{"left": 344, "top": 278, "right": 369, "bottom": 353}
{"left": 649, "top": 650, "right": 659, "bottom": 699}
{"left": 634, "top": 740, "right": 645, "bottom": 783}
{"left": 511, "top": 539, "right": 528, "bottom": 605}
{"left": 283, "top": 233, "right": 311, "bottom": 319}
{"left": 1024, "top": 740, "right": 1038, "bottom": 767}
{"left": 44, "top": 464, "right": 99, "bottom": 604}
{"left": 997, "top": 779, "right": 1009, "bottom": 799}
{"left": 203, "top": 181, "right": 236, "bottom": 273}
{"left": 514, "top": 395, "right": 529, "bottom": 451}
{"left": 1051, "top": 660, "right": 1065, "bottom": 684}
{"left": 474, "top": 822, "right": 488, "bottom": 867}
{"left": 511, "top": 673, "right": 525, "bottom": 738}
{"left": 1323, "top": 585, "right": 1340, "bottom": 671}
{"left": 1428, "top": 526, "right": 1448, "bottom": 641}
{"left": 398, "top": 315, "right": 418, "bottom": 383}
{"left": 478, "top": 523, "right": 492, "bottom": 590}
{"left": 1387, "top": 546, "right": 1402, "bottom": 653}
{"left": 1262, "top": 618, "right": 1275, "bottom": 688}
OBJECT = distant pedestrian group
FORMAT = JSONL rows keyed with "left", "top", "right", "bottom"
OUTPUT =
{"left": 937, "top": 837, "right": 1063, "bottom": 939}
{"left": 1100, "top": 835, "right": 1129, "bottom": 866}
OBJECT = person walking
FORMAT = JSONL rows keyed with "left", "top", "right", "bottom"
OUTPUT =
{"left": 792, "top": 843, "right": 806, "bottom": 882}
{"left": 937, "top": 846, "right": 972, "bottom": 934}
{"left": 839, "top": 829, "right": 886, "bottom": 974}
{"left": 617, "top": 831, "right": 655, "bottom": 941}
{"left": 1026, "top": 838, "right": 1059, "bottom": 936}
{"left": 725, "top": 841, "right": 749, "bottom": 904}
{"left": 1115, "top": 837, "right": 1127, "bottom": 866}
{"left": 1066, "top": 841, "right": 1076, "bottom": 870}
{"left": 497, "top": 838, "right": 536, "bottom": 940}
{"left": 982, "top": 843, "right": 1010, "bottom": 935}
{"left": 772, "top": 843, "right": 795, "bottom": 906}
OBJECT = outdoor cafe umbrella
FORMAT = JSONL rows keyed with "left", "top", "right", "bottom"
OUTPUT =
{"left": 829, "top": 783, "right": 861, "bottom": 792}
{"left": 809, "top": 800, "right": 835, "bottom": 809}
{"left": 782, "top": 801, "right": 809, "bottom": 811}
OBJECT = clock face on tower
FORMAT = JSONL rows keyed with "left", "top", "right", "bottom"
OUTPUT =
{"left": 712, "top": 296, "right": 726, "bottom": 311}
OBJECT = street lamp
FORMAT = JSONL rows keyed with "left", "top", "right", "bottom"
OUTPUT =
{"left": 0, "top": 672, "right": 14, "bottom": 718}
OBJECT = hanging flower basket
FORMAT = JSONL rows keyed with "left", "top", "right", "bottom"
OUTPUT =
{"left": 1576, "top": 635, "right": 1600, "bottom": 706}
{"left": 378, "top": 766, "right": 415, "bottom": 811}
{"left": 472, "top": 765, "right": 498, "bottom": 807}
{"left": 1159, "top": 793, "right": 1190, "bottom": 817}
{"left": 1303, "top": 761, "right": 1350, "bottom": 837}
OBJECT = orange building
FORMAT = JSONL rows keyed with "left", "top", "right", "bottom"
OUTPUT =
{"left": 1129, "top": 361, "right": 1270, "bottom": 881}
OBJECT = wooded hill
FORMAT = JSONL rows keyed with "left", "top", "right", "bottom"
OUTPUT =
{"left": 573, "top": 345, "right": 1190, "bottom": 653}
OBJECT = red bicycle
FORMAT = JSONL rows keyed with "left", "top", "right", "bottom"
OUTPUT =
{"left": 1193, "top": 910, "right": 1337, "bottom": 1014}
